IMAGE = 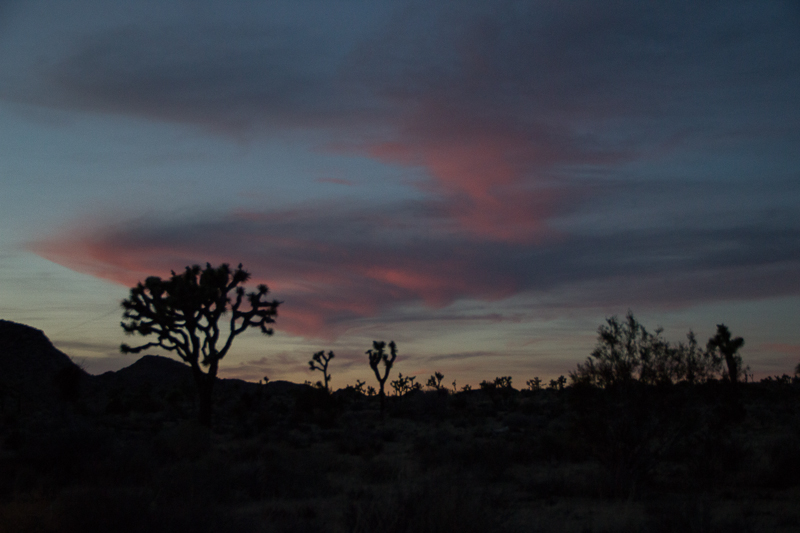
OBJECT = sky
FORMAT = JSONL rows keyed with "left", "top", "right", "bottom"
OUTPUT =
{"left": 1, "top": 0, "right": 799, "bottom": 387}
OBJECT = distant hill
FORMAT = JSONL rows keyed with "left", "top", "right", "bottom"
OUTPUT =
{"left": 94, "top": 354, "right": 193, "bottom": 390}
{"left": 0, "top": 320, "right": 81, "bottom": 380}
{"left": 0, "top": 319, "right": 317, "bottom": 422}
{"left": 0, "top": 319, "right": 88, "bottom": 406}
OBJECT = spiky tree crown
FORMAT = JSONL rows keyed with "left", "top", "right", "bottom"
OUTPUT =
{"left": 121, "top": 263, "right": 280, "bottom": 368}
{"left": 367, "top": 340, "right": 397, "bottom": 381}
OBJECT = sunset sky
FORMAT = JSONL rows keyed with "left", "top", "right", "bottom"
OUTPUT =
{"left": 1, "top": 1, "right": 799, "bottom": 387}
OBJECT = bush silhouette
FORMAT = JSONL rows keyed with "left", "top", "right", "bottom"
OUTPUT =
{"left": 120, "top": 263, "right": 280, "bottom": 427}
{"left": 390, "top": 373, "right": 420, "bottom": 396}
{"left": 570, "top": 311, "right": 724, "bottom": 387}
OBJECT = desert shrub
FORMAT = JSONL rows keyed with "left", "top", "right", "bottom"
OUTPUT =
{"left": 535, "top": 418, "right": 579, "bottom": 461}
{"left": 519, "top": 462, "right": 607, "bottom": 499}
{"left": 155, "top": 421, "right": 211, "bottom": 461}
{"left": 412, "top": 428, "right": 459, "bottom": 469}
{"left": 477, "top": 378, "right": 518, "bottom": 411}
{"left": 413, "top": 431, "right": 513, "bottom": 482}
{"left": 105, "top": 395, "right": 129, "bottom": 415}
{"left": 571, "top": 312, "right": 722, "bottom": 387}
{"left": 52, "top": 485, "right": 154, "bottom": 533}
{"left": 292, "top": 385, "right": 338, "bottom": 427}
{"left": 479, "top": 376, "right": 513, "bottom": 391}
{"left": 258, "top": 460, "right": 329, "bottom": 500}
{"left": 749, "top": 433, "right": 800, "bottom": 489}
{"left": 343, "top": 474, "right": 503, "bottom": 533}
{"left": 17, "top": 425, "right": 111, "bottom": 489}
{"left": 361, "top": 456, "right": 403, "bottom": 484}
{"left": 391, "top": 389, "right": 448, "bottom": 420}
{"left": 130, "top": 384, "right": 166, "bottom": 415}
{"left": 1, "top": 481, "right": 251, "bottom": 533}
{"left": 336, "top": 428, "right": 385, "bottom": 457}
{"left": 0, "top": 496, "right": 58, "bottom": 533}
{"left": 390, "top": 373, "right": 421, "bottom": 396}
{"left": 644, "top": 496, "right": 758, "bottom": 533}
{"left": 567, "top": 382, "right": 718, "bottom": 497}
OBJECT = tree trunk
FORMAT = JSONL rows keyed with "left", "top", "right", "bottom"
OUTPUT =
{"left": 198, "top": 380, "right": 213, "bottom": 427}
{"left": 725, "top": 355, "right": 738, "bottom": 384}
{"left": 193, "top": 367, "right": 216, "bottom": 427}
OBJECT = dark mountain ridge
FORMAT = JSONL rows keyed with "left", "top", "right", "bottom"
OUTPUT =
{"left": 0, "top": 319, "right": 82, "bottom": 382}
{"left": 0, "top": 319, "right": 306, "bottom": 417}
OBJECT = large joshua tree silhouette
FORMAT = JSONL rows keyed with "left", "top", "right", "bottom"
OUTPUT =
{"left": 121, "top": 263, "right": 280, "bottom": 426}
{"left": 367, "top": 340, "right": 397, "bottom": 416}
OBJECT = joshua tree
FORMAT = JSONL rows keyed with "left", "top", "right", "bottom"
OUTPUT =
{"left": 548, "top": 375, "right": 567, "bottom": 391}
{"left": 121, "top": 263, "right": 280, "bottom": 427}
{"left": 526, "top": 377, "right": 542, "bottom": 391}
{"left": 367, "top": 340, "right": 397, "bottom": 415}
{"left": 426, "top": 371, "right": 445, "bottom": 390}
{"left": 707, "top": 324, "right": 745, "bottom": 383}
{"left": 480, "top": 376, "right": 513, "bottom": 391}
{"left": 309, "top": 350, "right": 335, "bottom": 392}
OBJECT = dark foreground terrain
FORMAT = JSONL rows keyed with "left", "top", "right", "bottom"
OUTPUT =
{"left": 1, "top": 320, "right": 799, "bottom": 532}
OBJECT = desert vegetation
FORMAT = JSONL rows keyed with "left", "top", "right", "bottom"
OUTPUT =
{"left": 120, "top": 263, "right": 280, "bottom": 426}
{"left": 0, "top": 267, "right": 799, "bottom": 532}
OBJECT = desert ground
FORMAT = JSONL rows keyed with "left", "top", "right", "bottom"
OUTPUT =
{"left": 1, "top": 319, "right": 799, "bottom": 532}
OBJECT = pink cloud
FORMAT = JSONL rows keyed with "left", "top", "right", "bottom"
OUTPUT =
{"left": 28, "top": 209, "right": 525, "bottom": 340}
{"left": 360, "top": 99, "right": 603, "bottom": 243}
{"left": 29, "top": 198, "right": 800, "bottom": 343}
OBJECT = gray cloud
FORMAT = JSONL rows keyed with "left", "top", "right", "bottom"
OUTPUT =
{"left": 3, "top": 0, "right": 796, "bottom": 146}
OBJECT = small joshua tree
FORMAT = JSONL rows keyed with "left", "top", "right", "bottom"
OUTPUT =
{"left": 426, "top": 371, "right": 445, "bottom": 390}
{"left": 353, "top": 379, "right": 366, "bottom": 394}
{"left": 367, "top": 340, "right": 397, "bottom": 415}
{"left": 121, "top": 263, "right": 279, "bottom": 427}
{"left": 495, "top": 376, "right": 513, "bottom": 389}
{"left": 707, "top": 324, "right": 745, "bottom": 384}
{"left": 309, "top": 350, "right": 335, "bottom": 392}
{"left": 526, "top": 377, "right": 542, "bottom": 391}
{"left": 391, "top": 373, "right": 420, "bottom": 396}
{"left": 548, "top": 375, "right": 567, "bottom": 391}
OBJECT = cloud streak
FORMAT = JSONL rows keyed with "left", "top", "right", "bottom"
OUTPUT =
{"left": 31, "top": 179, "right": 800, "bottom": 340}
